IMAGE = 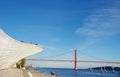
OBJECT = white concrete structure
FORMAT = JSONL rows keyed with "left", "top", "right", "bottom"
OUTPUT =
{"left": 0, "top": 29, "right": 43, "bottom": 69}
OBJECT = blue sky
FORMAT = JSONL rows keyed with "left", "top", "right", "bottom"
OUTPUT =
{"left": 0, "top": 0, "right": 120, "bottom": 68}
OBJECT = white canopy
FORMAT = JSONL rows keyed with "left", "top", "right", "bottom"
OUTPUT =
{"left": 0, "top": 29, "right": 43, "bottom": 69}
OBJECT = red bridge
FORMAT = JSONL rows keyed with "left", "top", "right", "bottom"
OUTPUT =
{"left": 27, "top": 50, "right": 120, "bottom": 70}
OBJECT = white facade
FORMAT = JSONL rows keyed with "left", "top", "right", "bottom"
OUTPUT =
{"left": 0, "top": 29, "right": 43, "bottom": 69}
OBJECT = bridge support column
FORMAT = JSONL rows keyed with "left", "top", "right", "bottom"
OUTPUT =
{"left": 74, "top": 49, "right": 77, "bottom": 70}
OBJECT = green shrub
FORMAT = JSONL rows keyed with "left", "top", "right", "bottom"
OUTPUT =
{"left": 16, "top": 58, "right": 26, "bottom": 69}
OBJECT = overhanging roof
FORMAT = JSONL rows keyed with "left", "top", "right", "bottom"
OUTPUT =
{"left": 0, "top": 29, "right": 43, "bottom": 69}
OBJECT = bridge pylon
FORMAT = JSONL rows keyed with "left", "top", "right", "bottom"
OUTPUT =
{"left": 74, "top": 49, "right": 77, "bottom": 70}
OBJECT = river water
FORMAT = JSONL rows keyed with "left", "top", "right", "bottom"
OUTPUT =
{"left": 34, "top": 68, "right": 120, "bottom": 77}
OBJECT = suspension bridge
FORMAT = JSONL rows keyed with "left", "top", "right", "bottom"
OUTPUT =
{"left": 27, "top": 50, "right": 120, "bottom": 70}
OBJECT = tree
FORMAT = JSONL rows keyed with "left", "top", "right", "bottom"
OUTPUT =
{"left": 16, "top": 58, "right": 26, "bottom": 69}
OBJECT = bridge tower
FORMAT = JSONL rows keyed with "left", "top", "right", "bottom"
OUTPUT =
{"left": 74, "top": 49, "right": 77, "bottom": 70}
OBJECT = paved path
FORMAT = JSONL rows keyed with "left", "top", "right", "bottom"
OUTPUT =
{"left": 0, "top": 68, "right": 56, "bottom": 77}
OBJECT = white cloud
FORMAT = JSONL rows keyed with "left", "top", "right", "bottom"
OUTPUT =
{"left": 76, "top": 9, "right": 120, "bottom": 38}
{"left": 75, "top": 8, "right": 120, "bottom": 50}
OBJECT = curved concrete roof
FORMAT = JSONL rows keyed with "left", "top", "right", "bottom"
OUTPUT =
{"left": 0, "top": 29, "right": 43, "bottom": 69}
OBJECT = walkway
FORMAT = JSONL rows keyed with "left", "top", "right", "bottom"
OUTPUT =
{"left": 0, "top": 68, "right": 55, "bottom": 77}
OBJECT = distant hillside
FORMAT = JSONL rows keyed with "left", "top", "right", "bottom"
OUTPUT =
{"left": 92, "top": 66, "right": 120, "bottom": 70}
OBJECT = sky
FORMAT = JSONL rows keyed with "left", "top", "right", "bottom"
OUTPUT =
{"left": 0, "top": 0, "right": 120, "bottom": 68}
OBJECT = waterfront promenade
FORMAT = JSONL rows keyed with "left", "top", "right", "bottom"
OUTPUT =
{"left": 0, "top": 68, "right": 55, "bottom": 77}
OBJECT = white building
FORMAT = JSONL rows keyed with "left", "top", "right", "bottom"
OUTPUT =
{"left": 0, "top": 29, "right": 43, "bottom": 69}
